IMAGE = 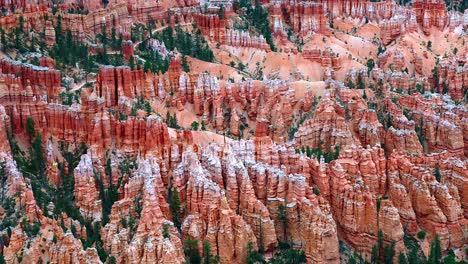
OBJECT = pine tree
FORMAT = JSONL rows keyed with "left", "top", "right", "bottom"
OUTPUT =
{"left": 442, "top": 82, "right": 449, "bottom": 95}
{"left": 108, "top": 256, "right": 116, "bottom": 264}
{"left": 277, "top": 204, "right": 287, "bottom": 241}
{"left": 387, "top": 114, "right": 392, "bottom": 130}
{"left": 346, "top": 80, "right": 355, "bottom": 89}
{"left": 371, "top": 244, "right": 379, "bottom": 264}
{"left": 428, "top": 235, "right": 442, "bottom": 264}
{"left": 31, "top": 134, "right": 45, "bottom": 179}
{"left": 25, "top": 117, "right": 36, "bottom": 141}
{"left": 111, "top": 27, "right": 118, "bottom": 49}
{"left": 246, "top": 241, "right": 264, "bottom": 264}
{"left": 371, "top": 230, "right": 384, "bottom": 263}
{"left": 203, "top": 241, "right": 220, "bottom": 264}
{"left": 358, "top": 73, "right": 365, "bottom": 89}
{"left": 383, "top": 241, "right": 396, "bottom": 264}
{"left": 333, "top": 144, "right": 341, "bottom": 160}
{"left": 399, "top": 253, "right": 408, "bottom": 264}
{"left": 166, "top": 111, "right": 171, "bottom": 125}
{"left": 427, "top": 41, "right": 432, "bottom": 50}
{"left": 162, "top": 223, "right": 170, "bottom": 238}
{"left": 182, "top": 55, "right": 190, "bottom": 72}
{"left": 407, "top": 245, "right": 419, "bottom": 264}
{"left": 0, "top": 161, "right": 5, "bottom": 201}
{"left": 184, "top": 239, "right": 201, "bottom": 264}
{"left": 191, "top": 121, "right": 199, "bottom": 131}
{"left": 258, "top": 220, "right": 264, "bottom": 254}
{"left": 443, "top": 250, "right": 456, "bottom": 264}
{"left": 129, "top": 55, "right": 135, "bottom": 70}
{"left": 170, "top": 188, "right": 181, "bottom": 228}
{"left": 367, "top": 58, "right": 375, "bottom": 74}
{"left": 434, "top": 165, "right": 441, "bottom": 182}
{"left": 0, "top": 27, "right": 7, "bottom": 51}
{"left": 218, "top": 5, "right": 225, "bottom": 20}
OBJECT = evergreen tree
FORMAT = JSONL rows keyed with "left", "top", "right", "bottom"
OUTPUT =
{"left": 333, "top": 144, "right": 341, "bottom": 160}
{"left": 269, "top": 242, "right": 306, "bottom": 264}
{"left": 108, "top": 256, "right": 116, "bottom": 264}
{"left": 417, "top": 230, "right": 427, "bottom": 240}
{"left": 191, "top": 121, "right": 199, "bottom": 131}
{"left": 166, "top": 111, "right": 171, "bottom": 125}
{"left": 432, "top": 67, "right": 439, "bottom": 93}
{"left": 185, "top": 239, "right": 201, "bottom": 264}
{"left": 0, "top": 161, "right": 5, "bottom": 201}
{"left": 399, "top": 253, "right": 408, "bottom": 264}
{"left": 162, "top": 223, "right": 170, "bottom": 238}
{"left": 358, "top": 73, "right": 365, "bottom": 89}
{"left": 383, "top": 241, "right": 396, "bottom": 264}
{"left": 143, "top": 60, "right": 152, "bottom": 73}
{"left": 387, "top": 114, "right": 392, "bottom": 130}
{"left": 0, "top": 27, "right": 7, "bottom": 51}
{"left": 416, "top": 83, "right": 425, "bottom": 94}
{"left": 427, "top": 41, "right": 432, "bottom": 50}
{"left": 442, "top": 250, "right": 456, "bottom": 264}
{"left": 434, "top": 165, "right": 441, "bottom": 182}
{"left": 372, "top": 230, "right": 385, "bottom": 263}
{"left": 367, "top": 58, "right": 375, "bottom": 74}
{"left": 111, "top": 27, "right": 119, "bottom": 50}
{"left": 25, "top": 117, "right": 36, "bottom": 141}
{"left": 371, "top": 244, "right": 379, "bottom": 264}
{"left": 428, "top": 235, "right": 442, "bottom": 264}
{"left": 246, "top": 241, "right": 265, "bottom": 264}
{"left": 407, "top": 245, "right": 420, "bottom": 264}
{"left": 277, "top": 204, "right": 287, "bottom": 241}
{"left": 172, "top": 113, "right": 179, "bottom": 128}
{"left": 346, "top": 80, "right": 355, "bottom": 89}
{"left": 442, "top": 82, "right": 449, "bottom": 95}
{"left": 182, "top": 55, "right": 190, "bottom": 72}
{"left": 30, "top": 134, "right": 45, "bottom": 180}
{"left": 258, "top": 220, "right": 264, "bottom": 254}
{"left": 203, "top": 241, "right": 220, "bottom": 264}
{"left": 170, "top": 188, "right": 181, "bottom": 228}
{"left": 218, "top": 5, "right": 225, "bottom": 20}
{"left": 100, "top": 24, "right": 108, "bottom": 45}
{"left": 129, "top": 55, "right": 135, "bottom": 70}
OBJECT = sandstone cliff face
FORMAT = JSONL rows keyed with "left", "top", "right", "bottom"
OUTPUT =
{"left": 0, "top": 59, "right": 61, "bottom": 100}
{"left": 413, "top": 0, "right": 449, "bottom": 34}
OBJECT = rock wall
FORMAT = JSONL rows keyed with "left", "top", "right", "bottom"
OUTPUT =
{"left": 413, "top": 0, "right": 449, "bottom": 35}
{"left": 0, "top": 59, "right": 61, "bottom": 100}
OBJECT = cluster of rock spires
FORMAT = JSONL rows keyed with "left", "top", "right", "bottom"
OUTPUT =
{"left": 0, "top": 0, "right": 466, "bottom": 263}
{"left": 0, "top": 54, "right": 466, "bottom": 263}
